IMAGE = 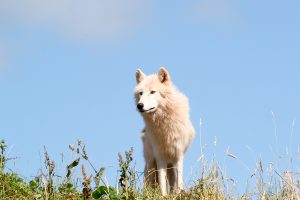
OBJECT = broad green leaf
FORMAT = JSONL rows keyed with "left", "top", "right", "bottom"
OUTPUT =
{"left": 92, "top": 186, "right": 119, "bottom": 199}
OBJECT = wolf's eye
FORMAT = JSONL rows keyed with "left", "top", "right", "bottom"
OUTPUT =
{"left": 139, "top": 92, "right": 143, "bottom": 96}
{"left": 150, "top": 91, "right": 156, "bottom": 94}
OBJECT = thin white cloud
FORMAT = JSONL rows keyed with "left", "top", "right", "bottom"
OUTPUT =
{"left": 0, "top": 0, "right": 149, "bottom": 42}
{"left": 192, "top": 0, "right": 239, "bottom": 25}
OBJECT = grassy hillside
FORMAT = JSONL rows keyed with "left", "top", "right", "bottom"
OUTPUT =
{"left": 0, "top": 139, "right": 299, "bottom": 200}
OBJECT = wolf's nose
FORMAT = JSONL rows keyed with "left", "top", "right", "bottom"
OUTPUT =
{"left": 137, "top": 103, "right": 144, "bottom": 110}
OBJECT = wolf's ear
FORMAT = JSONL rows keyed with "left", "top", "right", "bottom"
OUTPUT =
{"left": 136, "top": 69, "right": 146, "bottom": 84}
{"left": 158, "top": 67, "right": 171, "bottom": 84}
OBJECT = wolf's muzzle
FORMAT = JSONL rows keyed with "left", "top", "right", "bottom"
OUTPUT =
{"left": 137, "top": 103, "right": 144, "bottom": 111}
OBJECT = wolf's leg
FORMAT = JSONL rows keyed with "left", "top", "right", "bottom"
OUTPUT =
{"left": 144, "top": 159, "right": 157, "bottom": 187}
{"left": 142, "top": 132, "right": 157, "bottom": 187}
{"left": 157, "top": 160, "right": 168, "bottom": 196}
{"left": 167, "top": 163, "right": 176, "bottom": 192}
{"left": 174, "top": 157, "right": 184, "bottom": 192}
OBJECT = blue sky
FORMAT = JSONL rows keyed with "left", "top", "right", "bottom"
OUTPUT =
{"left": 1, "top": 0, "right": 300, "bottom": 193}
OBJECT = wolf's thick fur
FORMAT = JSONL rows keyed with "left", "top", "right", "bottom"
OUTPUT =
{"left": 134, "top": 67, "right": 195, "bottom": 195}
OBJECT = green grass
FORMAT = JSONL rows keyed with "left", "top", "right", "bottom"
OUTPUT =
{"left": 0, "top": 139, "right": 299, "bottom": 200}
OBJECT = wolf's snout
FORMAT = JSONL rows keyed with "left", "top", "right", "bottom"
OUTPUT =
{"left": 137, "top": 103, "right": 144, "bottom": 110}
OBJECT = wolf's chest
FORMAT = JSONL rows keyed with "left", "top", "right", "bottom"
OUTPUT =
{"left": 147, "top": 125, "right": 185, "bottom": 160}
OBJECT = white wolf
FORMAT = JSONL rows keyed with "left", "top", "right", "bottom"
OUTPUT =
{"left": 134, "top": 67, "right": 195, "bottom": 195}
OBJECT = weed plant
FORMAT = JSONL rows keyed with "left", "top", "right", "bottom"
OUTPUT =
{"left": 0, "top": 138, "right": 300, "bottom": 200}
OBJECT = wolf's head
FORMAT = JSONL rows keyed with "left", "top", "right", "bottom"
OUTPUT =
{"left": 134, "top": 67, "right": 172, "bottom": 114}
